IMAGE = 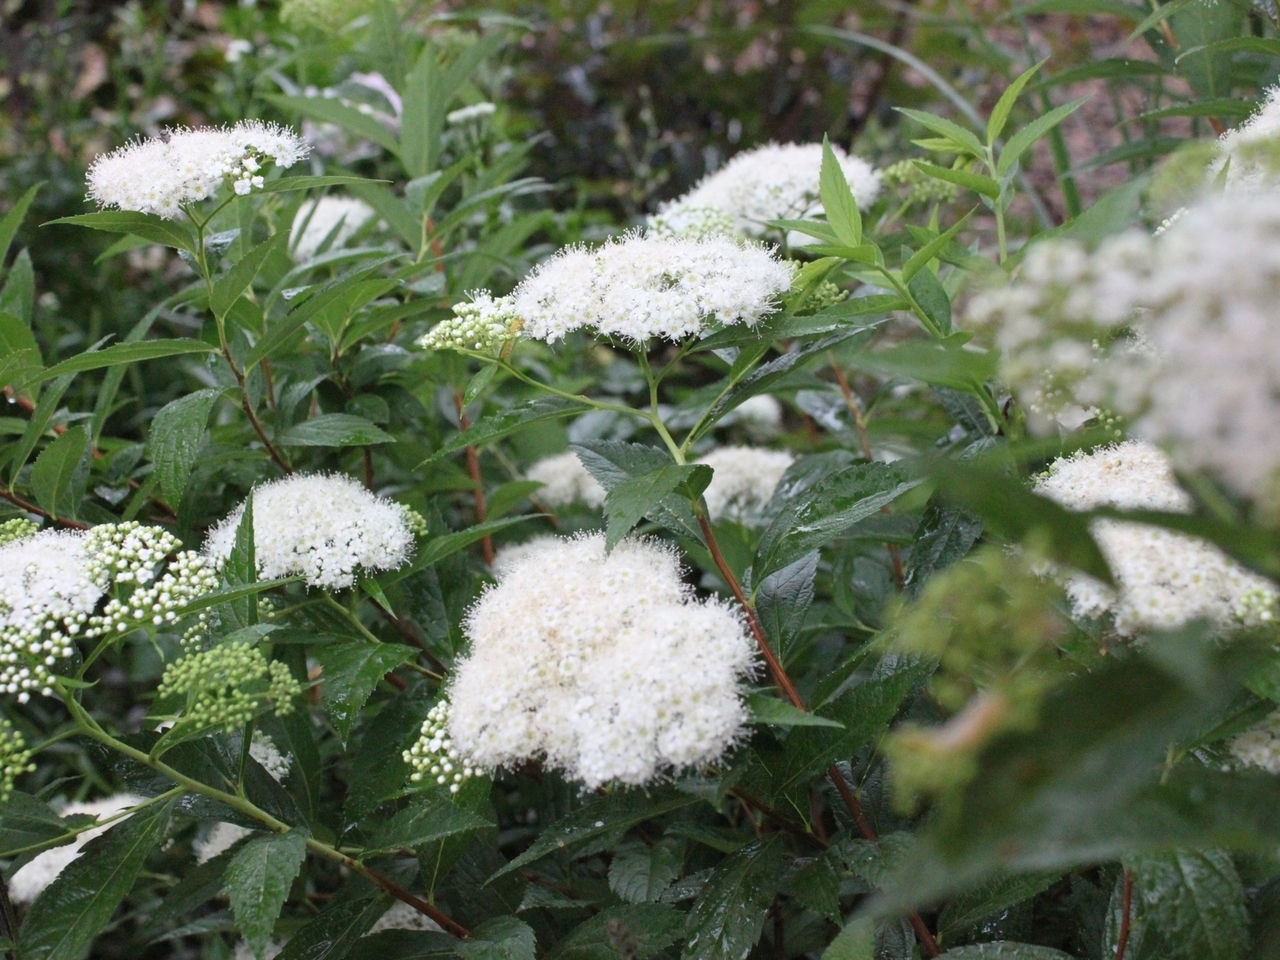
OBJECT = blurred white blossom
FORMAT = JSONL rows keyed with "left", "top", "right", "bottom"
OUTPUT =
{"left": 525, "top": 451, "right": 606, "bottom": 509}
{"left": 698, "top": 446, "right": 794, "bottom": 523}
{"left": 289, "top": 196, "right": 376, "bottom": 263}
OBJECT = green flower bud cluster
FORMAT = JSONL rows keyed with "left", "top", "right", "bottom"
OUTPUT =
{"left": 0, "top": 719, "right": 34, "bottom": 803}
{"left": 403, "top": 508, "right": 429, "bottom": 539}
{"left": 404, "top": 701, "right": 478, "bottom": 794}
{"left": 419, "top": 295, "right": 519, "bottom": 353}
{"left": 880, "top": 159, "right": 961, "bottom": 205}
{"left": 647, "top": 204, "right": 737, "bottom": 240}
{"left": 0, "top": 519, "right": 38, "bottom": 547}
{"left": 84, "top": 522, "right": 181, "bottom": 588}
{"left": 795, "top": 279, "right": 848, "bottom": 315}
{"left": 156, "top": 643, "right": 302, "bottom": 733}
{"left": 87, "top": 552, "right": 218, "bottom": 638}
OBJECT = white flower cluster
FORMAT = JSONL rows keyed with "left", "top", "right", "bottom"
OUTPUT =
{"left": 1034, "top": 442, "right": 1278, "bottom": 636}
{"left": 0, "top": 530, "right": 101, "bottom": 701}
{"left": 418, "top": 293, "right": 520, "bottom": 353}
{"left": 525, "top": 451, "right": 606, "bottom": 509}
{"left": 1230, "top": 709, "right": 1280, "bottom": 774}
{"left": 87, "top": 121, "right": 307, "bottom": 219}
{"left": 441, "top": 533, "right": 756, "bottom": 788}
{"left": 290, "top": 196, "right": 376, "bottom": 263}
{"left": 204, "top": 473, "right": 416, "bottom": 590}
{"left": 194, "top": 733, "right": 290, "bottom": 864}
{"left": 965, "top": 235, "right": 1153, "bottom": 435}
{"left": 490, "top": 536, "right": 559, "bottom": 579}
{"left": 10, "top": 793, "right": 147, "bottom": 904}
{"left": 404, "top": 701, "right": 477, "bottom": 794}
{"left": 697, "top": 446, "right": 794, "bottom": 524}
{"left": 1215, "top": 87, "right": 1280, "bottom": 190}
{"left": 649, "top": 142, "right": 881, "bottom": 239}
{"left": 509, "top": 233, "right": 794, "bottom": 343}
{"left": 89, "top": 551, "right": 218, "bottom": 636}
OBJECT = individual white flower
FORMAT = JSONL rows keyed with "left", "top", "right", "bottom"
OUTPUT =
{"left": 87, "top": 121, "right": 307, "bottom": 219}
{"left": 418, "top": 293, "right": 519, "bottom": 353}
{"left": 438, "top": 533, "right": 756, "bottom": 788}
{"left": 1034, "top": 442, "right": 1278, "bottom": 636}
{"left": 194, "top": 733, "right": 290, "bottom": 864}
{"left": 204, "top": 473, "right": 416, "bottom": 590}
{"left": 525, "top": 452, "right": 607, "bottom": 510}
{"left": 509, "top": 233, "right": 794, "bottom": 343}
{"left": 9, "top": 794, "right": 148, "bottom": 904}
{"left": 289, "top": 196, "right": 376, "bottom": 263}
{"left": 716, "top": 394, "right": 783, "bottom": 436}
{"left": 697, "top": 446, "right": 794, "bottom": 524}
{"left": 1230, "top": 709, "right": 1280, "bottom": 774}
{"left": 446, "top": 102, "right": 497, "bottom": 126}
{"left": 649, "top": 142, "right": 881, "bottom": 239}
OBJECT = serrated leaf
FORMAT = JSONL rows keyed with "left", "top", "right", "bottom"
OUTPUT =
{"left": 935, "top": 946, "right": 1075, "bottom": 960}
{"left": 937, "top": 872, "right": 1060, "bottom": 941}
{"left": 603, "top": 463, "right": 709, "bottom": 550}
{"left": 905, "top": 269, "right": 953, "bottom": 335}
{"left": 16, "top": 797, "right": 173, "bottom": 960}
{"left": 901, "top": 211, "right": 976, "bottom": 284}
{"left": 492, "top": 789, "right": 697, "bottom": 879}
{"left": 609, "top": 842, "right": 683, "bottom": 904}
{"left": 552, "top": 904, "right": 685, "bottom": 960}
{"left": 30, "top": 424, "right": 90, "bottom": 519}
{"left": 0, "top": 248, "right": 34, "bottom": 323}
{"left": 0, "top": 793, "right": 78, "bottom": 860}
{"left": 821, "top": 917, "right": 874, "bottom": 960}
{"left": 275, "top": 895, "right": 388, "bottom": 960}
{"left": 819, "top": 137, "right": 862, "bottom": 246}
{"left": 381, "top": 516, "right": 535, "bottom": 586}
{"left": 905, "top": 502, "right": 984, "bottom": 596}
{"left": 790, "top": 852, "right": 844, "bottom": 923}
{"left": 315, "top": 641, "right": 418, "bottom": 744}
{"left": 44, "top": 211, "right": 196, "bottom": 253}
{"left": 344, "top": 690, "right": 434, "bottom": 825}
{"left": 854, "top": 340, "right": 995, "bottom": 391}
{"left": 18, "top": 339, "right": 217, "bottom": 390}
{"left": 458, "top": 917, "right": 537, "bottom": 960}
{"left": 572, "top": 440, "right": 704, "bottom": 542}
{"left": 756, "top": 551, "right": 817, "bottom": 655}
{"left": 996, "top": 98, "right": 1089, "bottom": 179}
{"left": 681, "top": 836, "right": 782, "bottom": 960}
{"left": 421, "top": 398, "right": 583, "bottom": 465}
{"left": 276, "top": 414, "right": 394, "bottom": 447}
{"left": 345, "top": 931, "right": 459, "bottom": 960}
{"left": 211, "top": 234, "right": 286, "bottom": 318}
{"left": 367, "top": 800, "right": 491, "bottom": 852}
{"left": 261, "top": 176, "right": 382, "bottom": 194}
{"left": 747, "top": 693, "right": 843, "bottom": 728}
{"left": 225, "top": 827, "right": 309, "bottom": 960}
{"left": 147, "top": 388, "right": 222, "bottom": 506}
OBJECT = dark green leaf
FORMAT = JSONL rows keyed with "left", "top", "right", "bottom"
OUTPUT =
{"left": 681, "top": 836, "right": 782, "bottom": 960}
{"left": 457, "top": 917, "right": 537, "bottom": 960}
{"left": 573, "top": 440, "right": 703, "bottom": 542}
{"left": 0, "top": 249, "right": 34, "bottom": 324}
{"left": 276, "top": 414, "right": 394, "bottom": 448}
{"left": 225, "top": 827, "right": 309, "bottom": 960}
{"left": 904, "top": 271, "right": 953, "bottom": 336}
{"left": 381, "top": 516, "right": 535, "bottom": 585}
{"left": 44, "top": 211, "right": 195, "bottom": 253}
{"left": 608, "top": 842, "right": 683, "bottom": 904}
{"left": 344, "top": 690, "right": 434, "bottom": 825}
{"left": 756, "top": 551, "right": 817, "bottom": 655}
{"left": 935, "top": 946, "right": 1075, "bottom": 960}
{"left": 315, "top": 642, "right": 418, "bottom": 744}
{"left": 147, "top": 388, "right": 222, "bottom": 506}
{"left": 345, "top": 931, "right": 459, "bottom": 960}
{"left": 937, "top": 873, "right": 1060, "bottom": 941}
{"left": 261, "top": 176, "right": 383, "bottom": 194}
{"left": 275, "top": 896, "right": 388, "bottom": 960}
{"left": 0, "top": 793, "right": 77, "bottom": 860}
{"left": 901, "top": 212, "right": 976, "bottom": 284}
{"left": 0, "top": 311, "right": 43, "bottom": 401}
{"left": 17, "top": 798, "right": 173, "bottom": 960}
{"left": 421, "top": 398, "right": 583, "bottom": 465}
{"left": 789, "top": 852, "right": 844, "bottom": 923}
{"left": 0, "top": 183, "right": 43, "bottom": 265}
{"left": 30, "top": 424, "right": 90, "bottom": 519}
{"left": 603, "top": 463, "right": 709, "bottom": 550}
{"left": 366, "top": 800, "right": 491, "bottom": 852}
{"left": 211, "top": 234, "right": 286, "bottom": 318}
{"left": 905, "top": 502, "right": 983, "bottom": 596}
{"left": 747, "top": 693, "right": 842, "bottom": 728}
{"left": 224, "top": 496, "right": 258, "bottom": 629}
{"left": 552, "top": 904, "right": 685, "bottom": 960}
{"left": 854, "top": 338, "right": 998, "bottom": 390}
{"left": 19, "top": 339, "right": 217, "bottom": 390}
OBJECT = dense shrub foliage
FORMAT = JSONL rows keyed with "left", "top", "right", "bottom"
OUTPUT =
{"left": 3, "top": 2, "right": 1280, "bottom": 959}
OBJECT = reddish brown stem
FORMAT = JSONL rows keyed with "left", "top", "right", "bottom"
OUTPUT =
{"left": 697, "top": 511, "right": 939, "bottom": 957}
{"left": 454, "top": 391, "right": 496, "bottom": 566}
{"left": 0, "top": 489, "right": 89, "bottom": 530}
{"left": 362, "top": 448, "right": 376, "bottom": 492}
{"left": 221, "top": 350, "right": 291, "bottom": 475}
{"left": 732, "top": 790, "right": 828, "bottom": 849}
{"left": 1115, "top": 869, "right": 1133, "bottom": 960}
{"left": 342, "top": 853, "right": 470, "bottom": 938}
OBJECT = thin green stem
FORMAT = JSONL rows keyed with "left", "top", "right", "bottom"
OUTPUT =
{"left": 638, "top": 350, "right": 685, "bottom": 464}
{"left": 0, "top": 787, "right": 185, "bottom": 861}
{"left": 493, "top": 360, "right": 651, "bottom": 421}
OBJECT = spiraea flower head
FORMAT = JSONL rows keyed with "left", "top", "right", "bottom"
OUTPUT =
{"left": 435, "top": 533, "right": 757, "bottom": 788}
{"left": 404, "top": 700, "right": 477, "bottom": 794}
{"left": 156, "top": 642, "right": 302, "bottom": 734}
{"left": 9, "top": 793, "right": 147, "bottom": 904}
{"left": 290, "top": 196, "right": 376, "bottom": 263}
{"left": 418, "top": 293, "right": 520, "bottom": 353}
{"left": 1034, "top": 441, "right": 1279, "bottom": 636}
{"left": 204, "top": 473, "right": 417, "bottom": 591}
{"left": 1230, "top": 709, "right": 1280, "bottom": 774}
{"left": 1215, "top": 87, "right": 1280, "bottom": 190}
{"left": 510, "top": 233, "right": 794, "bottom": 343}
{"left": 0, "top": 519, "right": 38, "bottom": 547}
{"left": 697, "top": 446, "right": 794, "bottom": 523}
{"left": 0, "top": 719, "right": 34, "bottom": 803}
{"left": 525, "top": 451, "right": 606, "bottom": 509}
{"left": 87, "top": 121, "right": 307, "bottom": 219}
{"left": 649, "top": 142, "right": 881, "bottom": 239}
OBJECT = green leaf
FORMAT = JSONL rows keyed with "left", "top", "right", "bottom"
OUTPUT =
{"left": 422, "top": 397, "right": 584, "bottom": 465}
{"left": 225, "top": 827, "right": 309, "bottom": 960}
{"left": 821, "top": 917, "right": 874, "bottom": 960}
{"left": 987, "top": 59, "right": 1047, "bottom": 144}
{"left": 1010, "top": 0, "right": 1140, "bottom": 17}
{"left": 1126, "top": 0, "right": 1196, "bottom": 41}
{"left": 224, "top": 495, "right": 258, "bottom": 629}
{"left": 492, "top": 789, "right": 697, "bottom": 879}
{"left": 346, "top": 931, "right": 459, "bottom": 960}
{"left": 0, "top": 310, "right": 43, "bottom": 402}
{"left": 367, "top": 800, "right": 491, "bottom": 853}
{"left": 747, "top": 693, "right": 842, "bottom": 728}
{"left": 0, "top": 182, "right": 43, "bottom": 266}
{"left": 464, "top": 364, "right": 499, "bottom": 406}
{"left": 0, "top": 793, "right": 78, "bottom": 860}
{"left": 0, "top": 248, "right": 34, "bottom": 324}
{"left": 147, "top": 388, "right": 223, "bottom": 506}
{"left": 901, "top": 211, "right": 975, "bottom": 284}
{"left": 265, "top": 95, "right": 401, "bottom": 154}
{"left": 211, "top": 234, "right": 286, "bottom": 318}
{"left": 603, "top": 463, "right": 710, "bottom": 550}
{"left": 896, "top": 108, "right": 985, "bottom": 158}
{"left": 819, "top": 136, "right": 862, "bottom": 245}
{"left": 935, "top": 946, "right": 1076, "bottom": 960}
{"left": 315, "top": 641, "right": 418, "bottom": 744}
{"left": 260, "top": 176, "right": 383, "bottom": 194}
{"left": 681, "top": 836, "right": 782, "bottom": 960}
{"left": 44, "top": 211, "right": 196, "bottom": 253}
{"left": 17, "top": 797, "right": 173, "bottom": 960}
{"left": 344, "top": 690, "right": 434, "bottom": 825}
{"left": 755, "top": 551, "right": 817, "bottom": 655}
{"left": 789, "top": 851, "right": 843, "bottom": 923}
{"left": 573, "top": 440, "right": 703, "bottom": 543}
{"left": 274, "top": 895, "right": 388, "bottom": 960}
{"left": 552, "top": 904, "right": 685, "bottom": 960}
{"left": 30, "top": 423, "right": 90, "bottom": 519}
{"left": 854, "top": 339, "right": 996, "bottom": 390}
{"left": 996, "top": 98, "right": 1089, "bottom": 179}
{"left": 178, "top": 578, "right": 298, "bottom": 618}
{"left": 608, "top": 842, "right": 683, "bottom": 905}
{"left": 905, "top": 502, "right": 984, "bottom": 594}
{"left": 913, "top": 162, "right": 1000, "bottom": 200}
{"left": 1135, "top": 99, "right": 1257, "bottom": 122}
{"left": 19, "top": 339, "right": 217, "bottom": 390}
{"left": 696, "top": 303, "right": 892, "bottom": 351}
{"left": 457, "top": 917, "right": 537, "bottom": 960}
{"left": 937, "top": 872, "right": 1060, "bottom": 941}
{"left": 276, "top": 414, "right": 394, "bottom": 448}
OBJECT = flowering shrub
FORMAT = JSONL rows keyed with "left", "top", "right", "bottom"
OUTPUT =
{"left": 5, "top": 4, "right": 1280, "bottom": 960}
